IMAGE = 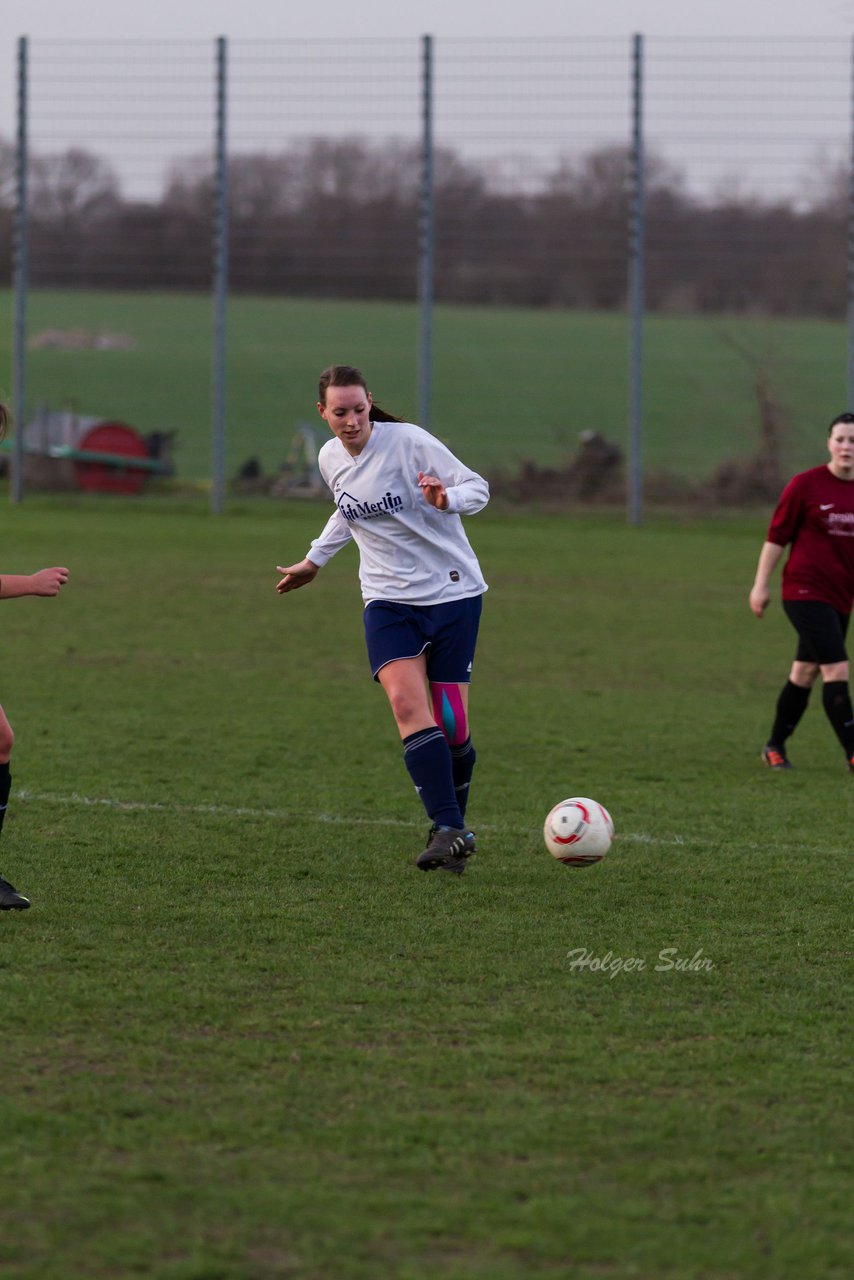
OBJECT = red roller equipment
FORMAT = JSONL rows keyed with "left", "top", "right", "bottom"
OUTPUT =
{"left": 70, "top": 422, "right": 155, "bottom": 495}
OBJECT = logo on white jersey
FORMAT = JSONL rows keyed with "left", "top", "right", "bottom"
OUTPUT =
{"left": 337, "top": 489, "right": 404, "bottom": 523}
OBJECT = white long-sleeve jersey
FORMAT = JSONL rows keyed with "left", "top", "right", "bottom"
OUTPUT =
{"left": 306, "top": 421, "right": 489, "bottom": 605}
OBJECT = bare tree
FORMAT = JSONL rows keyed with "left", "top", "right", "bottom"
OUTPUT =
{"left": 29, "top": 148, "right": 119, "bottom": 225}
{"left": 6, "top": 134, "right": 851, "bottom": 315}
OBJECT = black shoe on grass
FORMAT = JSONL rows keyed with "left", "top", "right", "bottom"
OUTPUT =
{"left": 0, "top": 875, "right": 31, "bottom": 910}
{"left": 416, "top": 824, "right": 476, "bottom": 875}
{"left": 762, "top": 744, "right": 792, "bottom": 770}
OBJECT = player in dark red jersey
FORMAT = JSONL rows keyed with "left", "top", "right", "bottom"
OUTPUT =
{"left": 749, "top": 412, "right": 854, "bottom": 771}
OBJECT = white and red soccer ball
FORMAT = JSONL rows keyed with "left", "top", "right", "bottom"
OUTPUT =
{"left": 543, "top": 797, "right": 614, "bottom": 866}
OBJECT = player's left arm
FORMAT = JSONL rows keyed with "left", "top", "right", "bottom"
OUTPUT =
{"left": 416, "top": 442, "right": 489, "bottom": 515}
{"left": 418, "top": 471, "right": 450, "bottom": 509}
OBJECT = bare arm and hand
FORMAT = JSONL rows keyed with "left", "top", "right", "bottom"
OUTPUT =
{"left": 749, "top": 542, "right": 785, "bottom": 618}
{"left": 275, "top": 560, "right": 320, "bottom": 594}
{"left": 0, "top": 567, "right": 70, "bottom": 599}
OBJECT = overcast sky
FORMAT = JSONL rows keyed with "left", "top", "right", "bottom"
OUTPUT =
{"left": 4, "top": 0, "right": 853, "bottom": 195}
{"left": 4, "top": 0, "right": 853, "bottom": 47}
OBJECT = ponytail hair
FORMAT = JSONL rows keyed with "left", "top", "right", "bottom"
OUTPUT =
{"left": 318, "top": 364, "right": 404, "bottom": 423}
{"left": 0, "top": 403, "right": 9, "bottom": 443}
{"left": 368, "top": 403, "right": 403, "bottom": 423}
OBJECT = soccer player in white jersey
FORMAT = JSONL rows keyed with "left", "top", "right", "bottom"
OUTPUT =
{"left": 276, "top": 365, "right": 489, "bottom": 875}
{"left": 0, "top": 403, "right": 70, "bottom": 910}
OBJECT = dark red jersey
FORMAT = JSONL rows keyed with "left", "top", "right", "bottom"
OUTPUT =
{"left": 767, "top": 465, "right": 854, "bottom": 614}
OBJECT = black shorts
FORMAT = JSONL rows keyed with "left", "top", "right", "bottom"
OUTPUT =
{"left": 783, "top": 600, "right": 850, "bottom": 665}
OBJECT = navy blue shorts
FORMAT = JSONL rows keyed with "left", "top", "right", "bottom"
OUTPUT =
{"left": 364, "top": 596, "right": 483, "bottom": 682}
{"left": 783, "top": 600, "right": 850, "bottom": 665}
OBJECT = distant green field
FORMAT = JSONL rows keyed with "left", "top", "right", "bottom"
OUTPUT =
{"left": 0, "top": 494, "right": 851, "bottom": 1279}
{"left": 1, "top": 289, "right": 849, "bottom": 486}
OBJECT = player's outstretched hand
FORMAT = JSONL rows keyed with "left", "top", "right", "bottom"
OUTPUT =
{"left": 276, "top": 561, "right": 319, "bottom": 594}
{"left": 418, "top": 471, "right": 448, "bottom": 510}
{"left": 31, "top": 567, "right": 69, "bottom": 596}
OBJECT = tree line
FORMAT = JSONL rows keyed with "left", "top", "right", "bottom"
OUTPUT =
{"left": 0, "top": 136, "right": 847, "bottom": 316}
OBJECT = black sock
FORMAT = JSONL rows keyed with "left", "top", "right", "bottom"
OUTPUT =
{"left": 821, "top": 681, "right": 854, "bottom": 755}
{"left": 450, "top": 737, "right": 476, "bottom": 821}
{"left": 769, "top": 681, "right": 811, "bottom": 746}
{"left": 0, "top": 761, "right": 10, "bottom": 840}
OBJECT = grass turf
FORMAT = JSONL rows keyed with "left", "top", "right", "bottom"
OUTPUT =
{"left": 0, "top": 494, "right": 850, "bottom": 1278}
{"left": 2, "top": 289, "right": 849, "bottom": 483}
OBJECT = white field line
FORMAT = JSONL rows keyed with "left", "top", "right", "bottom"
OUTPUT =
{"left": 15, "top": 786, "right": 673, "bottom": 843}
{"left": 15, "top": 788, "right": 405, "bottom": 827}
{"left": 14, "top": 788, "right": 850, "bottom": 855}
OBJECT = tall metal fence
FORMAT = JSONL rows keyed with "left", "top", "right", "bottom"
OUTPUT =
{"left": 7, "top": 35, "right": 854, "bottom": 515}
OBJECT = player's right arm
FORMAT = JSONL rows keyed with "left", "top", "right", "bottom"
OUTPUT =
{"left": 275, "top": 510, "right": 353, "bottom": 594}
{"left": 750, "top": 475, "right": 802, "bottom": 618}
{"left": 749, "top": 541, "right": 785, "bottom": 617}
{"left": 0, "top": 567, "right": 69, "bottom": 599}
{"left": 276, "top": 559, "right": 319, "bottom": 593}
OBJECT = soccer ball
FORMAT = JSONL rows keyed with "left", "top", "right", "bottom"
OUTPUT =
{"left": 543, "top": 797, "right": 614, "bottom": 866}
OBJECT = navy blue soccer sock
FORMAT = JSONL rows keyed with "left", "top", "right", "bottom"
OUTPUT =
{"left": 450, "top": 736, "right": 477, "bottom": 821}
{"left": 402, "top": 727, "right": 465, "bottom": 829}
{"left": 0, "top": 761, "right": 10, "bottom": 839}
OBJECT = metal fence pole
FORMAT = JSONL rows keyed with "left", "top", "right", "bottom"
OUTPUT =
{"left": 417, "top": 33, "right": 435, "bottom": 430}
{"left": 849, "top": 34, "right": 854, "bottom": 409}
{"left": 11, "top": 36, "right": 29, "bottom": 505}
{"left": 627, "top": 32, "right": 645, "bottom": 526}
{"left": 211, "top": 35, "right": 229, "bottom": 515}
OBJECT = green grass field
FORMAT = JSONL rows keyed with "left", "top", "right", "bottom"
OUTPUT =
{"left": 0, "top": 493, "right": 850, "bottom": 1279}
{"left": 1, "top": 290, "right": 850, "bottom": 484}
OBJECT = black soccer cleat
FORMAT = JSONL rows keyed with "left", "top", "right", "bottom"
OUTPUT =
{"left": 416, "top": 824, "right": 476, "bottom": 875}
{"left": 0, "top": 875, "right": 31, "bottom": 910}
{"left": 762, "top": 744, "right": 792, "bottom": 770}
